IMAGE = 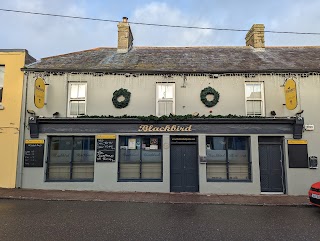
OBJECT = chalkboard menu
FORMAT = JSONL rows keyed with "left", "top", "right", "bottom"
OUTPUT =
{"left": 24, "top": 140, "right": 45, "bottom": 167}
{"left": 288, "top": 140, "right": 308, "bottom": 168}
{"left": 96, "top": 135, "right": 116, "bottom": 162}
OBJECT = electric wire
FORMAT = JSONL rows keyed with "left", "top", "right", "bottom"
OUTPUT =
{"left": 1, "top": 8, "right": 320, "bottom": 35}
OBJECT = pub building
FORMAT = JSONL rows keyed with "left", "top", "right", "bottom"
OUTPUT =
{"left": 16, "top": 19, "right": 319, "bottom": 195}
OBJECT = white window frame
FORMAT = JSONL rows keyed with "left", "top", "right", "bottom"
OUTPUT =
{"left": 67, "top": 82, "right": 87, "bottom": 117}
{"left": 0, "top": 66, "right": 4, "bottom": 103}
{"left": 245, "top": 82, "right": 265, "bottom": 116}
{"left": 156, "top": 83, "right": 175, "bottom": 116}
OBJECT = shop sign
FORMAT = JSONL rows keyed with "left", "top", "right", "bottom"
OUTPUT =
{"left": 138, "top": 124, "right": 192, "bottom": 132}
{"left": 34, "top": 77, "right": 46, "bottom": 109}
{"left": 284, "top": 79, "right": 297, "bottom": 110}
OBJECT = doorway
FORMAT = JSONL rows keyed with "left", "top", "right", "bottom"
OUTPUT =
{"left": 258, "top": 137, "right": 286, "bottom": 193}
{"left": 170, "top": 136, "right": 199, "bottom": 192}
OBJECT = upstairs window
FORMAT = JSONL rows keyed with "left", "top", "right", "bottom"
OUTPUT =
{"left": 245, "top": 82, "right": 265, "bottom": 116}
{"left": 68, "top": 83, "right": 86, "bottom": 116}
{"left": 0, "top": 66, "right": 4, "bottom": 102}
{"left": 156, "top": 83, "right": 175, "bottom": 116}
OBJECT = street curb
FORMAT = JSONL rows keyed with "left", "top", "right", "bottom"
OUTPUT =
{"left": 0, "top": 189, "right": 312, "bottom": 207}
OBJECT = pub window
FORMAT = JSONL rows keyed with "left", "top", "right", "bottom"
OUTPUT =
{"left": 0, "top": 66, "right": 4, "bottom": 102}
{"left": 245, "top": 82, "right": 265, "bottom": 116}
{"left": 156, "top": 83, "right": 175, "bottom": 116}
{"left": 68, "top": 83, "right": 87, "bottom": 117}
{"left": 118, "top": 136, "right": 162, "bottom": 181}
{"left": 46, "top": 136, "right": 95, "bottom": 181}
{"left": 206, "top": 136, "right": 251, "bottom": 182}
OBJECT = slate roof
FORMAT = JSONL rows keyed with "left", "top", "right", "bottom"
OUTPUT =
{"left": 24, "top": 46, "right": 320, "bottom": 73}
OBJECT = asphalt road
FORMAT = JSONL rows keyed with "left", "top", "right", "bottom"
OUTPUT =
{"left": 0, "top": 199, "right": 319, "bottom": 241}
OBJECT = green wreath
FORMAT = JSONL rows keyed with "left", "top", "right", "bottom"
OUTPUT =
{"left": 112, "top": 88, "right": 131, "bottom": 109}
{"left": 200, "top": 87, "right": 220, "bottom": 107}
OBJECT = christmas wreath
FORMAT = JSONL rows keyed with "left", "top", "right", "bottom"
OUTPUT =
{"left": 112, "top": 88, "right": 131, "bottom": 109}
{"left": 200, "top": 87, "right": 220, "bottom": 107}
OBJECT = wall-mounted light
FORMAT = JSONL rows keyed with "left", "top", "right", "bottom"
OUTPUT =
{"left": 27, "top": 109, "right": 36, "bottom": 115}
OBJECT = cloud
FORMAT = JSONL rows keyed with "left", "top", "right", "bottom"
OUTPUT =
{"left": 131, "top": 2, "right": 215, "bottom": 46}
{"left": 0, "top": 0, "right": 116, "bottom": 58}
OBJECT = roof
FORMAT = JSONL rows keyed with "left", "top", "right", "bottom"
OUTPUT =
{"left": 0, "top": 49, "right": 36, "bottom": 65}
{"left": 24, "top": 46, "right": 320, "bottom": 73}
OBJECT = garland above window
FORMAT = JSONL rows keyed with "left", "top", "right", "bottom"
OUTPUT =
{"left": 112, "top": 88, "right": 131, "bottom": 109}
{"left": 200, "top": 87, "right": 220, "bottom": 107}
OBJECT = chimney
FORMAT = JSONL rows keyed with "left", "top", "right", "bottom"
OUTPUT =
{"left": 117, "top": 17, "right": 134, "bottom": 53}
{"left": 245, "top": 24, "right": 265, "bottom": 48}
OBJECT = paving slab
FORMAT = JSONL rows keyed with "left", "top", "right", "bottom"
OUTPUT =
{"left": 0, "top": 188, "right": 310, "bottom": 206}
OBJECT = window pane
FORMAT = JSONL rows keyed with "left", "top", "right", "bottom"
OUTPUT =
{"left": 78, "top": 84, "right": 86, "bottom": 98}
{"left": 158, "top": 100, "right": 173, "bottom": 116}
{"left": 0, "top": 66, "right": 4, "bottom": 86}
{"left": 141, "top": 163, "right": 162, "bottom": 179}
{"left": 49, "top": 137, "right": 73, "bottom": 163}
{"left": 247, "top": 100, "right": 262, "bottom": 115}
{"left": 246, "top": 84, "right": 262, "bottom": 99}
{"left": 157, "top": 84, "right": 174, "bottom": 100}
{"left": 70, "top": 101, "right": 86, "bottom": 115}
{"left": 70, "top": 84, "right": 79, "bottom": 98}
{"left": 73, "top": 137, "right": 95, "bottom": 163}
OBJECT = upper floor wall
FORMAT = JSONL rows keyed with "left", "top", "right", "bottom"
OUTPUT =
{"left": 24, "top": 72, "right": 319, "bottom": 120}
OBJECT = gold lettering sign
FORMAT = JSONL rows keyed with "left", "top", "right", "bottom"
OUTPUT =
{"left": 34, "top": 77, "right": 46, "bottom": 109}
{"left": 138, "top": 125, "right": 192, "bottom": 132}
{"left": 284, "top": 79, "right": 297, "bottom": 110}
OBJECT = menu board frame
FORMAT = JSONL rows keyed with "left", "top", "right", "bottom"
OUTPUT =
{"left": 24, "top": 139, "right": 45, "bottom": 167}
{"left": 96, "top": 134, "right": 116, "bottom": 162}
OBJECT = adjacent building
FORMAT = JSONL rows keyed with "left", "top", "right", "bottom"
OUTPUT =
{"left": 0, "top": 49, "right": 35, "bottom": 188}
{"left": 17, "top": 19, "right": 320, "bottom": 195}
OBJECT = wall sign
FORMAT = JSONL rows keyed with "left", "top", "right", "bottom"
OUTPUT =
{"left": 288, "top": 139, "right": 308, "bottom": 168}
{"left": 138, "top": 124, "right": 192, "bottom": 132}
{"left": 284, "top": 79, "right": 297, "bottom": 110}
{"left": 24, "top": 139, "right": 45, "bottom": 167}
{"left": 96, "top": 134, "right": 116, "bottom": 162}
{"left": 34, "top": 77, "right": 46, "bottom": 109}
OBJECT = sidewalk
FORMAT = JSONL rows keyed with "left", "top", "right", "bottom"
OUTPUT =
{"left": 0, "top": 188, "right": 310, "bottom": 206}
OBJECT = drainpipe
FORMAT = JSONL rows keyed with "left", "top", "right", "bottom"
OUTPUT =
{"left": 16, "top": 72, "right": 29, "bottom": 188}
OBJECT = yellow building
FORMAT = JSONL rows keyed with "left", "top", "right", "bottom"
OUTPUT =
{"left": 0, "top": 49, "right": 35, "bottom": 188}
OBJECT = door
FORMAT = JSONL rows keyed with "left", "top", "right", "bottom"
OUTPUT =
{"left": 259, "top": 137, "right": 285, "bottom": 193}
{"left": 170, "top": 144, "right": 199, "bottom": 192}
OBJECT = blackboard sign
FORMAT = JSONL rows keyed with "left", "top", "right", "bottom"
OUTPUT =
{"left": 96, "top": 135, "right": 116, "bottom": 162}
{"left": 24, "top": 140, "right": 45, "bottom": 167}
{"left": 288, "top": 140, "right": 308, "bottom": 168}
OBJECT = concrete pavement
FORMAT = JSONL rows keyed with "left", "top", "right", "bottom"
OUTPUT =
{"left": 0, "top": 188, "right": 311, "bottom": 206}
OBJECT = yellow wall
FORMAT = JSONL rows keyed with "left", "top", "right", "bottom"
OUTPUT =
{"left": 0, "top": 51, "right": 26, "bottom": 188}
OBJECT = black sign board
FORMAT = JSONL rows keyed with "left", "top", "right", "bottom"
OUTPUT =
{"left": 24, "top": 140, "right": 45, "bottom": 167}
{"left": 96, "top": 135, "right": 116, "bottom": 162}
{"left": 288, "top": 140, "right": 308, "bottom": 168}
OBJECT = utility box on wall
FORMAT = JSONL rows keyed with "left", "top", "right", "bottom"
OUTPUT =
{"left": 309, "top": 156, "right": 318, "bottom": 169}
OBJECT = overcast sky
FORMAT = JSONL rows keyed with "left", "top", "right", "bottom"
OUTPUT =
{"left": 1, "top": 0, "right": 320, "bottom": 59}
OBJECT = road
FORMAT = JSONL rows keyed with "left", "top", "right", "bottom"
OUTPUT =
{"left": 0, "top": 199, "right": 319, "bottom": 241}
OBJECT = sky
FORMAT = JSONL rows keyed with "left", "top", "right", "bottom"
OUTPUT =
{"left": 0, "top": 0, "right": 320, "bottom": 59}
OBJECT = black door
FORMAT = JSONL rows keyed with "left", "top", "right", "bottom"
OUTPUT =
{"left": 259, "top": 137, "right": 285, "bottom": 193}
{"left": 170, "top": 144, "right": 199, "bottom": 192}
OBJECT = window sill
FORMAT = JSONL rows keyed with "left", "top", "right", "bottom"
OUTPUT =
{"left": 207, "top": 179, "right": 252, "bottom": 183}
{"left": 118, "top": 179, "right": 163, "bottom": 182}
{"left": 45, "top": 179, "right": 94, "bottom": 182}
